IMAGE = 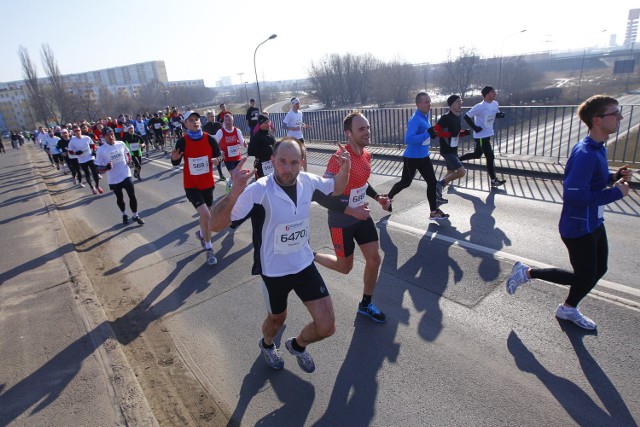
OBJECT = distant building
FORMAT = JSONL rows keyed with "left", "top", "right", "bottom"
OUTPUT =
{"left": 624, "top": 8, "right": 640, "bottom": 48}
{"left": 0, "top": 61, "right": 195, "bottom": 131}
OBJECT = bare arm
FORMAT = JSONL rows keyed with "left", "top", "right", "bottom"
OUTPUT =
{"left": 209, "top": 157, "right": 255, "bottom": 232}
{"left": 330, "top": 142, "right": 351, "bottom": 196}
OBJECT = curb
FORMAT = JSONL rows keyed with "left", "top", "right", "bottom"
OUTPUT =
{"left": 26, "top": 146, "right": 159, "bottom": 426}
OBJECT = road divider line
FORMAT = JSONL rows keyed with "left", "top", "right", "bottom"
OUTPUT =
{"left": 383, "top": 219, "right": 640, "bottom": 302}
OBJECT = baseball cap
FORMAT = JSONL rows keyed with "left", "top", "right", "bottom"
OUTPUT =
{"left": 183, "top": 110, "right": 200, "bottom": 120}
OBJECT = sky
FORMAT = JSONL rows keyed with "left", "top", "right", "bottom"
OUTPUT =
{"left": 2, "top": 0, "right": 638, "bottom": 87}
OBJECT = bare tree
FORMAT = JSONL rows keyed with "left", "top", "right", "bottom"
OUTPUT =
{"left": 18, "top": 45, "right": 48, "bottom": 127}
{"left": 436, "top": 47, "right": 480, "bottom": 98}
{"left": 40, "top": 44, "right": 81, "bottom": 124}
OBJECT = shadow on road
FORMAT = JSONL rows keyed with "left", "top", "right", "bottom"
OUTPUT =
{"left": 507, "top": 329, "right": 637, "bottom": 426}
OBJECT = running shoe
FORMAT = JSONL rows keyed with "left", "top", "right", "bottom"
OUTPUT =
{"left": 73, "top": 178, "right": 78, "bottom": 185}
{"left": 91, "top": 186, "right": 98, "bottom": 195}
{"left": 206, "top": 249, "right": 218, "bottom": 266}
{"left": 429, "top": 209, "right": 450, "bottom": 221}
{"left": 195, "top": 230, "right": 206, "bottom": 249}
{"left": 555, "top": 304, "right": 597, "bottom": 330}
{"left": 358, "top": 302, "right": 386, "bottom": 323}
{"left": 132, "top": 215, "right": 145, "bottom": 225}
{"left": 259, "top": 339, "right": 284, "bottom": 370}
{"left": 491, "top": 178, "right": 506, "bottom": 187}
{"left": 79, "top": 182, "right": 86, "bottom": 188}
{"left": 97, "top": 186, "right": 104, "bottom": 194}
{"left": 506, "top": 261, "right": 530, "bottom": 295}
{"left": 436, "top": 196, "right": 449, "bottom": 205}
{"left": 435, "top": 181, "right": 443, "bottom": 199}
{"left": 218, "top": 175, "right": 227, "bottom": 181}
{"left": 285, "top": 338, "right": 315, "bottom": 373}
{"left": 122, "top": 214, "right": 129, "bottom": 224}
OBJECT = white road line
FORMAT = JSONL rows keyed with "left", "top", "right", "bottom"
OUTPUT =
{"left": 383, "top": 219, "right": 640, "bottom": 304}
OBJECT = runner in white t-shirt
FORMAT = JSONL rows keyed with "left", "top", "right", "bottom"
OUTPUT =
{"left": 95, "top": 127, "right": 144, "bottom": 225}
{"left": 210, "top": 138, "right": 350, "bottom": 373}
{"left": 282, "top": 97, "right": 311, "bottom": 171}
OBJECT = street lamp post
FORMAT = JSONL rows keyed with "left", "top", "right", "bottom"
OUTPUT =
{"left": 498, "top": 29, "right": 527, "bottom": 91}
{"left": 162, "top": 90, "right": 169, "bottom": 107}
{"left": 576, "top": 30, "right": 606, "bottom": 103}
{"left": 244, "top": 82, "right": 249, "bottom": 104}
{"left": 253, "top": 34, "right": 277, "bottom": 111}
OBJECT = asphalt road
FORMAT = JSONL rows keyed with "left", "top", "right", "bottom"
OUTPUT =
{"left": 6, "top": 144, "right": 640, "bottom": 426}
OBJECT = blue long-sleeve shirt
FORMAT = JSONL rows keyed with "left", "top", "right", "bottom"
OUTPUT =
{"left": 559, "top": 136, "right": 623, "bottom": 238}
{"left": 402, "top": 110, "right": 432, "bottom": 158}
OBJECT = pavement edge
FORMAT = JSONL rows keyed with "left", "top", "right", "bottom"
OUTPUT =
{"left": 26, "top": 147, "right": 159, "bottom": 426}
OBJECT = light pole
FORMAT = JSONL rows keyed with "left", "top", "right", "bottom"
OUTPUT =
{"left": 576, "top": 30, "right": 606, "bottom": 103}
{"left": 253, "top": 34, "right": 277, "bottom": 111}
{"left": 244, "top": 82, "right": 249, "bottom": 104}
{"left": 498, "top": 29, "right": 527, "bottom": 91}
{"left": 162, "top": 90, "right": 169, "bottom": 107}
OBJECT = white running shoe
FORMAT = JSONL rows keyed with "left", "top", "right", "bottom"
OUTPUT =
{"left": 506, "top": 261, "right": 530, "bottom": 295}
{"left": 205, "top": 249, "right": 217, "bottom": 266}
{"left": 555, "top": 304, "right": 597, "bottom": 330}
{"left": 259, "top": 339, "right": 284, "bottom": 369}
{"left": 285, "top": 338, "right": 315, "bottom": 373}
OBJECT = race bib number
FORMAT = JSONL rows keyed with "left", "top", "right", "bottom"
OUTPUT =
{"left": 188, "top": 155, "right": 210, "bottom": 175}
{"left": 485, "top": 115, "right": 495, "bottom": 128}
{"left": 450, "top": 136, "right": 459, "bottom": 148}
{"left": 130, "top": 143, "right": 140, "bottom": 151}
{"left": 598, "top": 205, "right": 604, "bottom": 219}
{"left": 348, "top": 183, "right": 368, "bottom": 208}
{"left": 153, "top": 123, "right": 161, "bottom": 129}
{"left": 261, "top": 160, "right": 274, "bottom": 176}
{"left": 274, "top": 219, "right": 309, "bottom": 254}
{"left": 227, "top": 144, "right": 239, "bottom": 157}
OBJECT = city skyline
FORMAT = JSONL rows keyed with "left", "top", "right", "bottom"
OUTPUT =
{"left": 2, "top": 0, "right": 637, "bottom": 88}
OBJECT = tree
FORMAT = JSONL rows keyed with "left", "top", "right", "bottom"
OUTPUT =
{"left": 436, "top": 48, "right": 480, "bottom": 99}
{"left": 40, "top": 44, "right": 81, "bottom": 124}
{"left": 17, "top": 45, "right": 48, "bottom": 127}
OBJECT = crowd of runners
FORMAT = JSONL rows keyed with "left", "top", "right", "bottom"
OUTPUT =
{"left": 26, "top": 89, "right": 634, "bottom": 372}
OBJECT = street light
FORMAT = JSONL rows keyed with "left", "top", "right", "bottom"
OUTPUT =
{"left": 162, "top": 90, "right": 169, "bottom": 107}
{"left": 244, "top": 82, "right": 249, "bottom": 104}
{"left": 253, "top": 34, "right": 277, "bottom": 111}
{"left": 498, "top": 29, "right": 527, "bottom": 91}
{"left": 576, "top": 30, "right": 606, "bottom": 103}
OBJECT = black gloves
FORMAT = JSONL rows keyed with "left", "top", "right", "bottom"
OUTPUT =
{"left": 74, "top": 150, "right": 83, "bottom": 155}
{"left": 496, "top": 111, "right": 505, "bottom": 119}
{"left": 460, "top": 129, "right": 471, "bottom": 137}
{"left": 427, "top": 127, "right": 438, "bottom": 139}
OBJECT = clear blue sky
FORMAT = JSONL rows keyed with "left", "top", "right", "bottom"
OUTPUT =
{"left": 2, "top": 0, "right": 637, "bottom": 87}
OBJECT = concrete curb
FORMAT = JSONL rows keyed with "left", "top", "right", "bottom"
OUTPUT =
{"left": 26, "top": 147, "right": 159, "bottom": 426}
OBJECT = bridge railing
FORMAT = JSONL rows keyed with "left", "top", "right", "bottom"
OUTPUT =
{"left": 231, "top": 105, "right": 639, "bottom": 165}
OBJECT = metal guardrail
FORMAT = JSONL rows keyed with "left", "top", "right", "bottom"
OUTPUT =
{"left": 232, "top": 105, "right": 640, "bottom": 165}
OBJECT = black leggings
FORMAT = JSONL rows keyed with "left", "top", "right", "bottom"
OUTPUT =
{"left": 388, "top": 156, "right": 437, "bottom": 212}
{"left": 113, "top": 178, "right": 138, "bottom": 213}
{"left": 531, "top": 224, "right": 608, "bottom": 307}
{"left": 459, "top": 137, "right": 496, "bottom": 180}
{"left": 67, "top": 157, "right": 82, "bottom": 182}
{"left": 80, "top": 160, "right": 100, "bottom": 187}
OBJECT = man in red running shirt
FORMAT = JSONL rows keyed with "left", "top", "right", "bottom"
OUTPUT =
{"left": 314, "top": 111, "right": 390, "bottom": 323}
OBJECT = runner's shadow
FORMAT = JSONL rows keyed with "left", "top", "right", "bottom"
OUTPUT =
{"left": 448, "top": 188, "right": 510, "bottom": 282}
{"left": 313, "top": 314, "right": 402, "bottom": 427}
{"left": 0, "top": 243, "right": 74, "bottom": 286}
{"left": 507, "top": 330, "right": 637, "bottom": 426}
{"left": 227, "top": 327, "right": 316, "bottom": 427}
{"left": 378, "top": 217, "right": 460, "bottom": 342}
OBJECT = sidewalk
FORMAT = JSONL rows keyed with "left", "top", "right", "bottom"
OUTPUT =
{"left": 0, "top": 146, "right": 157, "bottom": 426}
{"left": 305, "top": 140, "right": 640, "bottom": 187}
